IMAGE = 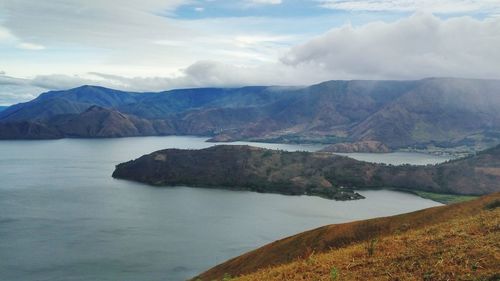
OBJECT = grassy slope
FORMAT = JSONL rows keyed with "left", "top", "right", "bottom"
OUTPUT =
{"left": 236, "top": 202, "right": 499, "bottom": 281}
{"left": 193, "top": 193, "right": 500, "bottom": 281}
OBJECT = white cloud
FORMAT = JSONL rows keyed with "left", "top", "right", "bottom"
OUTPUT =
{"left": 18, "top": 42, "right": 45, "bottom": 50}
{"left": 0, "top": 26, "right": 14, "bottom": 41}
{"left": 0, "top": 0, "right": 194, "bottom": 49}
{"left": 1, "top": 25, "right": 47, "bottom": 50}
{"left": 247, "top": 0, "right": 282, "bottom": 5}
{"left": 281, "top": 13, "right": 500, "bottom": 80}
{"left": 1, "top": 8, "right": 500, "bottom": 105}
{"left": 0, "top": 74, "right": 45, "bottom": 105}
{"left": 318, "top": 0, "right": 500, "bottom": 14}
{"left": 0, "top": 1, "right": 305, "bottom": 78}
{"left": 0, "top": 84, "right": 44, "bottom": 105}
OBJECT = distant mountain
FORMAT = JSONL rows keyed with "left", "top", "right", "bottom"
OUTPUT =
{"left": 48, "top": 106, "right": 175, "bottom": 138}
{"left": 112, "top": 144, "right": 500, "bottom": 197}
{"left": 0, "top": 86, "right": 141, "bottom": 122}
{"left": 349, "top": 78, "right": 500, "bottom": 148}
{"left": 0, "top": 106, "right": 8, "bottom": 112}
{"left": 1, "top": 78, "right": 500, "bottom": 150}
{"left": 0, "top": 121, "right": 63, "bottom": 139}
{"left": 0, "top": 85, "right": 295, "bottom": 122}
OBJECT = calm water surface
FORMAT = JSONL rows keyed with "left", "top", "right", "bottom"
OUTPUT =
{"left": 0, "top": 136, "right": 444, "bottom": 281}
{"left": 334, "top": 151, "right": 451, "bottom": 165}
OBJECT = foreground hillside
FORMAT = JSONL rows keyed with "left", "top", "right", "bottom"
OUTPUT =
{"left": 194, "top": 193, "right": 500, "bottom": 281}
{"left": 113, "top": 144, "right": 500, "bottom": 199}
{"left": 2, "top": 78, "right": 500, "bottom": 151}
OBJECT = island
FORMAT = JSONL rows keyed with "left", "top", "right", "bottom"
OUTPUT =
{"left": 112, "top": 144, "right": 500, "bottom": 201}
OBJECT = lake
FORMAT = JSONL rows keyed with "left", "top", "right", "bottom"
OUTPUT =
{"left": 0, "top": 136, "right": 446, "bottom": 281}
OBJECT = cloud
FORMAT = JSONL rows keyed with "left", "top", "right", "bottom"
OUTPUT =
{"left": 1, "top": 24, "right": 46, "bottom": 50}
{"left": 318, "top": 0, "right": 500, "bottom": 14}
{"left": 0, "top": 85, "right": 44, "bottom": 105}
{"left": 18, "top": 42, "right": 45, "bottom": 50}
{"left": 0, "top": 74, "right": 45, "bottom": 105}
{"left": 0, "top": 26, "right": 14, "bottom": 41}
{"left": 0, "top": 0, "right": 194, "bottom": 49}
{"left": 1, "top": 12, "right": 500, "bottom": 105}
{"left": 281, "top": 13, "right": 500, "bottom": 80}
{"left": 248, "top": 0, "right": 282, "bottom": 5}
{"left": 0, "top": 1, "right": 304, "bottom": 78}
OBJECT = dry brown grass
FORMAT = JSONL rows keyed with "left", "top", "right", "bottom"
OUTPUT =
{"left": 193, "top": 193, "right": 500, "bottom": 281}
{"left": 234, "top": 206, "right": 499, "bottom": 281}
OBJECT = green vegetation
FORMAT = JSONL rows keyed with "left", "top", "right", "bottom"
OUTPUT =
{"left": 484, "top": 199, "right": 500, "bottom": 210}
{"left": 329, "top": 267, "right": 339, "bottom": 281}
{"left": 365, "top": 238, "right": 378, "bottom": 257}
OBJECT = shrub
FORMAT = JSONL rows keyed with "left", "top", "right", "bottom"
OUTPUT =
{"left": 484, "top": 200, "right": 500, "bottom": 210}
{"left": 330, "top": 266, "right": 339, "bottom": 280}
{"left": 365, "top": 238, "right": 378, "bottom": 257}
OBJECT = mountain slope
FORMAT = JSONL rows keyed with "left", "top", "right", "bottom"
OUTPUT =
{"left": 49, "top": 106, "right": 173, "bottom": 138}
{"left": 119, "top": 86, "right": 298, "bottom": 119}
{"left": 0, "top": 121, "right": 62, "bottom": 139}
{"left": 0, "top": 85, "right": 142, "bottom": 122}
{"left": 232, "top": 80, "right": 416, "bottom": 140}
{"left": 0, "top": 106, "right": 177, "bottom": 138}
{"left": 350, "top": 78, "right": 500, "bottom": 147}
{"left": 193, "top": 193, "right": 500, "bottom": 281}
{"left": 0, "top": 85, "right": 296, "bottom": 122}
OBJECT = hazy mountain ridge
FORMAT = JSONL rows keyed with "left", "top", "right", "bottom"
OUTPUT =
{"left": 1, "top": 78, "right": 500, "bottom": 150}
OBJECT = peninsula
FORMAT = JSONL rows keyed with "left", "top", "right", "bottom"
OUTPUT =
{"left": 112, "top": 144, "right": 500, "bottom": 201}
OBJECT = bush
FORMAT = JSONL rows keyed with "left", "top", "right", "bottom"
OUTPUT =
{"left": 330, "top": 266, "right": 339, "bottom": 280}
{"left": 484, "top": 200, "right": 500, "bottom": 210}
{"left": 365, "top": 238, "right": 378, "bottom": 257}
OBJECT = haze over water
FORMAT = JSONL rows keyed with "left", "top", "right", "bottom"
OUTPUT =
{"left": 0, "top": 136, "right": 444, "bottom": 281}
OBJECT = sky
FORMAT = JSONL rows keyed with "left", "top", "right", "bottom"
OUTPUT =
{"left": 0, "top": 0, "right": 500, "bottom": 105}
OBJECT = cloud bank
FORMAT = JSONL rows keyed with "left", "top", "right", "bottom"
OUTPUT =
{"left": 318, "top": 0, "right": 500, "bottom": 13}
{"left": 282, "top": 13, "right": 500, "bottom": 80}
{"left": 1, "top": 13, "right": 500, "bottom": 105}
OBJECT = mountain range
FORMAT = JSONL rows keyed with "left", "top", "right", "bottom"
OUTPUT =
{"left": 1, "top": 78, "right": 500, "bottom": 150}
